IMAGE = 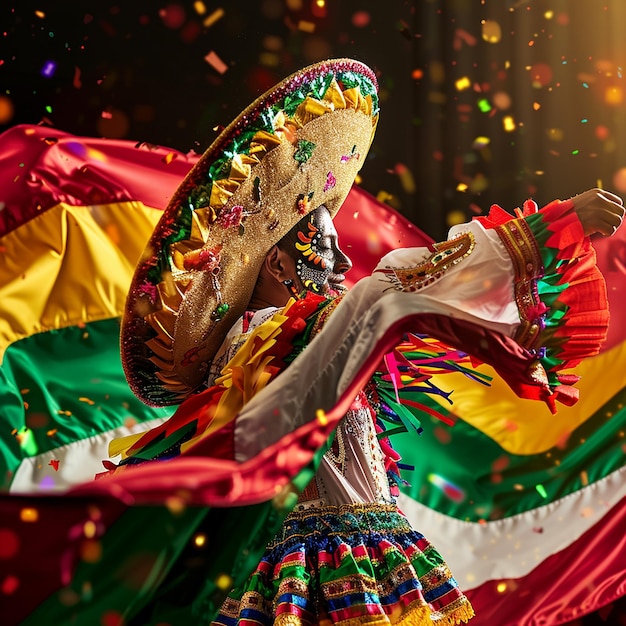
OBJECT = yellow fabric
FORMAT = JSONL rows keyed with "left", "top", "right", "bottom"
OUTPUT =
{"left": 0, "top": 201, "right": 160, "bottom": 361}
{"left": 108, "top": 431, "right": 147, "bottom": 459}
{"left": 178, "top": 300, "right": 297, "bottom": 454}
{"left": 429, "top": 339, "right": 626, "bottom": 454}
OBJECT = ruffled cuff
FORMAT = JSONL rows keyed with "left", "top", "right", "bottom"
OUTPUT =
{"left": 476, "top": 199, "right": 609, "bottom": 399}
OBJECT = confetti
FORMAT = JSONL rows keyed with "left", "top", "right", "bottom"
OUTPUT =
{"left": 1, "top": 575, "right": 19, "bottom": 595}
{"left": 20, "top": 507, "right": 39, "bottom": 522}
{"left": 203, "top": 8, "right": 224, "bottom": 28}
{"left": 427, "top": 473, "right": 466, "bottom": 502}
{"left": 297, "top": 20, "right": 315, "bottom": 33}
{"left": 535, "top": 484, "right": 548, "bottom": 498}
{"left": 204, "top": 50, "right": 228, "bottom": 74}
{"left": 49, "top": 459, "right": 60, "bottom": 471}
{"left": 41, "top": 60, "right": 57, "bottom": 79}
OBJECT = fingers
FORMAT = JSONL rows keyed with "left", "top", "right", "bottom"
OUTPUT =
{"left": 597, "top": 189, "right": 624, "bottom": 206}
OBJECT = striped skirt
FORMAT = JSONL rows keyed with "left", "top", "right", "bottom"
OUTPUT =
{"left": 212, "top": 503, "right": 474, "bottom": 626}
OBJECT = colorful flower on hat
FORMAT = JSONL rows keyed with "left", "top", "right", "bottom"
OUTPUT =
{"left": 324, "top": 171, "right": 337, "bottom": 192}
{"left": 218, "top": 205, "right": 244, "bottom": 229}
{"left": 182, "top": 245, "right": 223, "bottom": 273}
{"left": 293, "top": 139, "right": 316, "bottom": 164}
{"left": 296, "top": 191, "right": 315, "bottom": 215}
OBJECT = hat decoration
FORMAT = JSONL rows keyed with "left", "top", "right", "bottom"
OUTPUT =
{"left": 122, "top": 59, "right": 379, "bottom": 406}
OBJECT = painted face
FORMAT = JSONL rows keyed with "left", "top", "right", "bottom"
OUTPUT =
{"left": 294, "top": 206, "right": 352, "bottom": 294}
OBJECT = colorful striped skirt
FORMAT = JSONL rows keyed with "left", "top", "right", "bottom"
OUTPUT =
{"left": 212, "top": 503, "right": 474, "bottom": 626}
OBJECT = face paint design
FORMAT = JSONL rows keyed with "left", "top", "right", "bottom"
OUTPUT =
{"left": 293, "top": 207, "right": 351, "bottom": 294}
{"left": 294, "top": 218, "right": 332, "bottom": 292}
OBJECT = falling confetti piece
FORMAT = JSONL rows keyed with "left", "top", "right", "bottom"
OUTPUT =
{"left": 455, "top": 77, "right": 471, "bottom": 91}
{"left": 20, "top": 507, "right": 39, "bottom": 522}
{"left": 453, "top": 28, "right": 477, "bottom": 50}
{"left": 204, "top": 50, "right": 228, "bottom": 74}
{"left": 481, "top": 20, "right": 502, "bottom": 43}
{"left": 503, "top": 116, "right": 516, "bottom": 132}
{"left": 297, "top": 20, "right": 315, "bottom": 33}
{"left": 427, "top": 473, "right": 466, "bottom": 502}
{"left": 535, "top": 484, "right": 548, "bottom": 498}
{"left": 203, "top": 8, "right": 224, "bottom": 28}
{"left": 477, "top": 99, "right": 492, "bottom": 113}
{"left": 316, "top": 409, "right": 328, "bottom": 426}
{"left": 1, "top": 574, "right": 19, "bottom": 595}
{"left": 215, "top": 573, "right": 233, "bottom": 591}
{"left": 48, "top": 459, "right": 60, "bottom": 471}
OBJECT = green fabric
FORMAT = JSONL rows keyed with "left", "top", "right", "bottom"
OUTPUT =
{"left": 394, "top": 388, "right": 626, "bottom": 522}
{"left": 0, "top": 318, "right": 171, "bottom": 489}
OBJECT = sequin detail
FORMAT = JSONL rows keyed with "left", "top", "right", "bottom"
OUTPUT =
{"left": 374, "top": 232, "right": 475, "bottom": 292}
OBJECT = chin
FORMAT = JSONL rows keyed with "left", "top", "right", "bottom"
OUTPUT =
{"left": 328, "top": 283, "right": 348, "bottom": 297}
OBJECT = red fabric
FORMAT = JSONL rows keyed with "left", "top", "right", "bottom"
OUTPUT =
{"left": 0, "top": 493, "right": 130, "bottom": 626}
{"left": 0, "top": 125, "right": 198, "bottom": 236}
{"left": 77, "top": 312, "right": 576, "bottom": 508}
{"left": 465, "top": 496, "right": 626, "bottom": 626}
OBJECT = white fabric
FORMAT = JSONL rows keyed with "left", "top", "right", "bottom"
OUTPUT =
{"left": 11, "top": 416, "right": 169, "bottom": 493}
{"left": 233, "top": 220, "right": 521, "bottom": 462}
{"left": 397, "top": 466, "right": 626, "bottom": 590}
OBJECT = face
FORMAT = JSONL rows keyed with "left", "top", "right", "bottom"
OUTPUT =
{"left": 293, "top": 205, "right": 352, "bottom": 294}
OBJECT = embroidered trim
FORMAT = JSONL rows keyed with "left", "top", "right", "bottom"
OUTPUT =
{"left": 310, "top": 295, "right": 343, "bottom": 338}
{"left": 494, "top": 218, "right": 545, "bottom": 348}
{"left": 374, "top": 232, "right": 475, "bottom": 292}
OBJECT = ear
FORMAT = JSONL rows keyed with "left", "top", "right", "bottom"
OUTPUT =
{"left": 263, "top": 245, "right": 294, "bottom": 282}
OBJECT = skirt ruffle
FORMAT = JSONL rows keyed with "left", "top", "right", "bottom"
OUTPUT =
{"left": 212, "top": 503, "right": 474, "bottom": 626}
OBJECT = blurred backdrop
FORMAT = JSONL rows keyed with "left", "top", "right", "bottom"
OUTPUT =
{"left": 3, "top": 0, "right": 626, "bottom": 240}
{"left": 2, "top": 2, "right": 626, "bottom": 624}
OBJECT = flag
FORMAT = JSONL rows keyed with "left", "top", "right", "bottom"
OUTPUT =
{"left": 0, "top": 125, "right": 624, "bottom": 625}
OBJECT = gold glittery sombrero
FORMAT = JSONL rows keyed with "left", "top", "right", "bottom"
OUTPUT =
{"left": 122, "top": 58, "right": 379, "bottom": 406}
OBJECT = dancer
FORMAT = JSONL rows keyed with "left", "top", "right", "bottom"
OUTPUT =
{"left": 103, "top": 59, "right": 623, "bottom": 625}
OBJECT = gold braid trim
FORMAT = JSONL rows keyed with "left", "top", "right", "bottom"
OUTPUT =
{"left": 374, "top": 232, "right": 475, "bottom": 293}
{"left": 494, "top": 218, "right": 544, "bottom": 348}
{"left": 310, "top": 294, "right": 344, "bottom": 338}
{"left": 432, "top": 599, "right": 475, "bottom": 625}
{"left": 273, "top": 601, "right": 475, "bottom": 626}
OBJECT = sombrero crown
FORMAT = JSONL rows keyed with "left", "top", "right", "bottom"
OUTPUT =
{"left": 122, "top": 58, "right": 379, "bottom": 406}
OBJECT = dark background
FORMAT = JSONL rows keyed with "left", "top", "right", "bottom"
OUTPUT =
{"left": 3, "top": 0, "right": 626, "bottom": 240}
{"left": 2, "top": 2, "right": 626, "bottom": 623}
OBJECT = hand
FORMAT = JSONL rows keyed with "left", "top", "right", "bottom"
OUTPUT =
{"left": 570, "top": 188, "right": 625, "bottom": 237}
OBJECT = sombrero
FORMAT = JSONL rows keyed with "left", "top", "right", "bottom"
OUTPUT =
{"left": 122, "top": 58, "right": 379, "bottom": 406}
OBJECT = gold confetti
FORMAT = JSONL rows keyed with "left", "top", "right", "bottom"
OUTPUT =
{"left": 215, "top": 573, "right": 233, "bottom": 591}
{"left": 297, "top": 20, "right": 315, "bottom": 33}
{"left": 203, "top": 8, "right": 224, "bottom": 28}
{"left": 20, "top": 508, "right": 39, "bottom": 522}
{"left": 83, "top": 520, "right": 97, "bottom": 538}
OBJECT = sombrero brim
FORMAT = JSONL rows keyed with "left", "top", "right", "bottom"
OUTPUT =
{"left": 122, "top": 58, "right": 379, "bottom": 406}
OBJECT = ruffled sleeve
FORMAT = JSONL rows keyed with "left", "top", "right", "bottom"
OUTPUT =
{"left": 475, "top": 198, "right": 609, "bottom": 405}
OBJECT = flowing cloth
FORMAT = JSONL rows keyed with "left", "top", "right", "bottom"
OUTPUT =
{"left": 0, "top": 124, "right": 612, "bottom": 626}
